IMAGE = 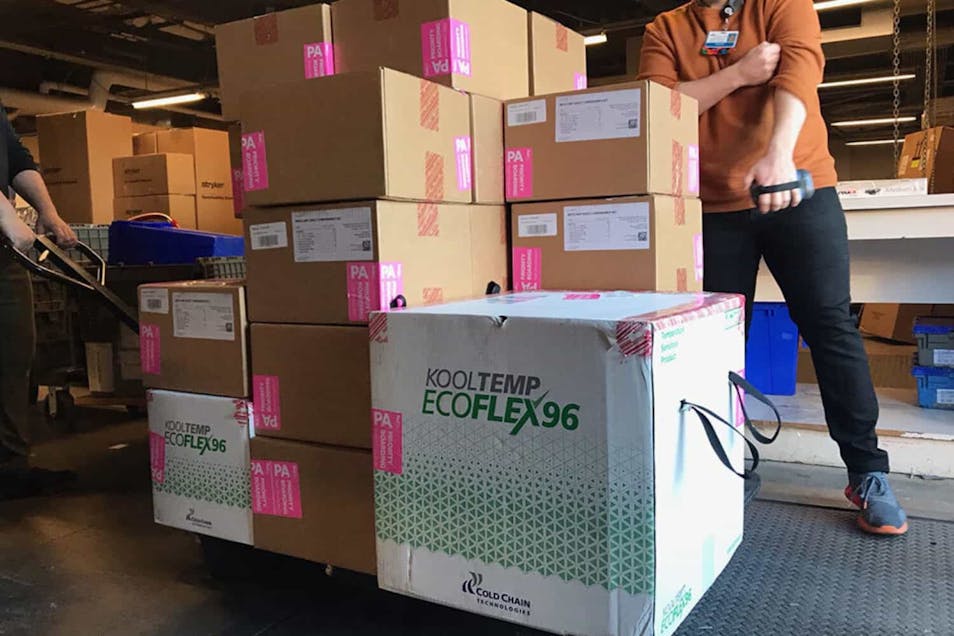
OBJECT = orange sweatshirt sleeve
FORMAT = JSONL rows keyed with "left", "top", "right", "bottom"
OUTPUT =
{"left": 637, "top": 21, "right": 680, "bottom": 89}
{"left": 767, "top": 0, "right": 825, "bottom": 108}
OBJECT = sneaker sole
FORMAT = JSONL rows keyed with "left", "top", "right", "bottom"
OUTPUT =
{"left": 856, "top": 516, "right": 909, "bottom": 536}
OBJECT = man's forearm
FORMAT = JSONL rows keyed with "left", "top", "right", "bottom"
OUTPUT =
{"left": 768, "top": 89, "right": 807, "bottom": 156}
{"left": 676, "top": 65, "right": 744, "bottom": 114}
{"left": 12, "top": 170, "right": 57, "bottom": 217}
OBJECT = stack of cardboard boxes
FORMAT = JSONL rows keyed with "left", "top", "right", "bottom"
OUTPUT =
{"left": 113, "top": 152, "right": 197, "bottom": 228}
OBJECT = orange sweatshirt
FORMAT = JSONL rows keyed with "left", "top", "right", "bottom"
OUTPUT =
{"left": 638, "top": 0, "right": 837, "bottom": 212}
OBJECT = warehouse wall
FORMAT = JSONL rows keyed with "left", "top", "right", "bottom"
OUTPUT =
{"left": 830, "top": 140, "right": 898, "bottom": 180}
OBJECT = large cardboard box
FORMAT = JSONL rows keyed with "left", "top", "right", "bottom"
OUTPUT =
{"left": 529, "top": 12, "right": 587, "bottom": 96}
{"left": 139, "top": 280, "right": 249, "bottom": 398}
{"left": 512, "top": 195, "right": 703, "bottom": 293}
{"left": 241, "top": 69, "right": 472, "bottom": 207}
{"left": 133, "top": 132, "right": 158, "bottom": 155}
{"left": 215, "top": 4, "right": 334, "bottom": 121}
{"left": 228, "top": 123, "right": 245, "bottom": 219}
{"left": 113, "top": 154, "right": 196, "bottom": 198}
{"left": 898, "top": 127, "right": 954, "bottom": 194}
{"left": 197, "top": 196, "right": 243, "bottom": 235}
{"left": 149, "top": 390, "right": 253, "bottom": 545}
{"left": 251, "top": 437, "right": 376, "bottom": 574}
{"left": 154, "top": 128, "right": 233, "bottom": 200}
{"left": 860, "top": 304, "right": 938, "bottom": 343}
{"left": 114, "top": 194, "right": 197, "bottom": 228}
{"left": 36, "top": 110, "right": 132, "bottom": 224}
{"left": 371, "top": 291, "right": 745, "bottom": 636}
{"left": 504, "top": 81, "right": 699, "bottom": 202}
{"left": 251, "top": 324, "right": 371, "bottom": 449}
{"left": 798, "top": 338, "right": 917, "bottom": 390}
{"left": 332, "top": 0, "right": 529, "bottom": 101}
{"left": 245, "top": 202, "right": 507, "bottom": 325}
{"left": 469, "top": 94, "right": 505, "bottom": 205}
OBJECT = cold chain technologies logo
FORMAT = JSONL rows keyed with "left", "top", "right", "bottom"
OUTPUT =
{"left": 462, "top": 573, "right": 532, "bottom": 617}
{"left": 163, "top": 420, "right": 228, "bottom": 455}
{"left": 422, "top": 369, "right": 580, "bottom": 435}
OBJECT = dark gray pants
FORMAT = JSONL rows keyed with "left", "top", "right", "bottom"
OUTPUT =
{"left": 0, "top": 256, "right": 35, "bottom": 465}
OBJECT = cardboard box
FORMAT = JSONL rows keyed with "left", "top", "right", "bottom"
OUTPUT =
{"left": 512, "top": 195, "right": 703, "bottom": 293}
{"left": 149, "top": 390, "right": 253, "bottom": 545}
{"left": 836, "top": 178, "right": 927, "bottom": 199}
{"left": 113, "top": 154, "right": 196, "bottom": 198}
{"left": 139, "top": 280, "right": 249, "bottom": 398}
{"left": 251, "top": 324, "right": 371, "bottom": 448}
{"left": 114, "top": 194, "right": 197, "bottom": 228}
{"left": 197, "top": 196, "right": 243, "bottom": 235}
{"left": 132, "top": 122, "right": 168, "bottom": 136}
{"left": 898, "top": 127, "right": 954, "bottom": 194}
{"left": 371, "top": 291, "right": 745, "bottom": 636}
{"left": 860, "top": 304, "right": 939, "bottom": 343}
{"left": 332, "top": 0, "right": 529, "bottom": 101}
{"left": 504, "top": 81, "right": 699, "bottom": 202}
{"left": 36, "top": 110, "right": 132, "bottom": 224}
{"left": 154, "top": 128, "right": 233, "bottom": 200}
{"left": 241, "top": 69, "right": 472, "bottom": 207}
{"left": 215, "top": 3, "right": 334, "bottom": 121}
{"left": 797, "top": 339, "right": 917, "bottom": 390}
{"left": 228, "top": 123, "right": 245, "bottom": 218}
{"left": 469, "top": 94, "right": 505, "bottom": 205}
{"left": 86, "top": 342, "right": 115, "bottom": 394}
{"left": 133, "top": 132, "right": 158, "bottom": 155}
{"left": 529, "top": 12, "right": 587, "bottom": 96}
{"left": 245, "top": 202, "right": 507, "bottom": 325}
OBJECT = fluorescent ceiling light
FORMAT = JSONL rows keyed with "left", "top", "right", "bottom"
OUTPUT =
{"left": 584, "top": 33, "right": 608, "bottom": 46}
{"left": 845, "top": 139, "right": 902, "bottom": 146}
{"left": 819, "top": 73, "right": 916, "bottom": 88}
{"left": 814, "top": 0, "right": 877, "bottom": 11}
{"left": 132, "top": 92, "right": 207, "bottom": 110}
{"left": 831, "top": 116, "right": 917, "bottom": 127}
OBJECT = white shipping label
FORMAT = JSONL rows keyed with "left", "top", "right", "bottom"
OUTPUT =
{"left": 292, "top": 207, "right": 373, "bottom": 263}
{"left": 556, "top": 88, "right": 641, "bottom": 143}
{"left": 140, "top": 288, "right": 170, "bottom": 315}
{"left": 507, "top": 99, "right": 547, "bottom": 127}
{"left": 518, "top": 213, "right": 558, "bottom": 238}
{"left": 934, "top": 349, "right": 954, "bottom": 366}
{"left": 249, "top": 222, "right": 288, "bottom": 251}
{"left": 564, "top": 203, "right": 650, "bottom": 252}
{"left": 938, "top": 389, "right": 954, "bottom": 405}
{"left": 173, "top": 292, "right": 236, "bottom": 342}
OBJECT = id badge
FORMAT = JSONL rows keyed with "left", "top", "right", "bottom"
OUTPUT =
{"left": 701, "top": 30, "right": 739, "bottom": 56}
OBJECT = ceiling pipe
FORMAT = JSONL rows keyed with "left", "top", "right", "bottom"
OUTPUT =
{"left": 0, "top": 87, "right": 89, "bottom": 116}
{"left": 34, "top": 80, "right": 223, "bottom": 121}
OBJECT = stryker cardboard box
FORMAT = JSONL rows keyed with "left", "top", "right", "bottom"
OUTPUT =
{"left": 215, "top": 4, "right": 335, "bottom": 121}
{"left": 244, "top": 202, "right": 508, "bottom": 325}
{"left": 469, "top": 94, "right": 505, "bottom": 205}
{"left": 197, "top": 196, "right": 243, "bottom": 236}
{"left": 251, "top": 324, "right": 371, "bottom": 449}
{"left": 251, "top": 437, "right": 376, "bottom": 574}
{"left": 898, "top": 127, "right": 954, "bottom": 194}
{"left": 112, "top": 154, "right": 196, "bottom": 198}
{"left": 37, "top": 110, "right": 133, "bottom": 224}
{"left": 504, "top": 80, "right": 699, "bottom": 202}
{"left": 332, "top": 0, "right": 529, "bottom": 101}
{"left": 512, "top": 196, "right": 703, "bottom": 293}
{"left": 371, "top": 291, "right": 745, "bottom": 636}
{"left": 133, "top": 132, "right": 159, "bottom": 155}
{"left": 154, "top": 128, "right": 233, "bottom": 200}
{"left": 139, "top": 280, "right": 249, "bottom": 398}
{"left": 241, "top": 69, "right": 472, "bottom": 207}
{"left": 149, "top": 390, "right": 254, "bottom": 545}
{"left": 114, "top": 194, "right": 197, "bottom": 228}
{"left": 529, "top": 12, "right": 587, "bottom": 96}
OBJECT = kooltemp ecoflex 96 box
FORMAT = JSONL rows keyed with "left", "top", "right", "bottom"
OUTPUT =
{"left": 371, "top": 291, "right": 745, "bottom": 636}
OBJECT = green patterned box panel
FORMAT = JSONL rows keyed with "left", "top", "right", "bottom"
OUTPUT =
{"left": 154, "top": 457, "right": 251, "bottom": 509}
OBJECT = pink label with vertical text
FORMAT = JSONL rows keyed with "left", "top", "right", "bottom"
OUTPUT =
{"left": 688, "top": 144, "right": 700, "bottom": 195}
{"left": 251, "top": 460, "right": 303, "bottom": 519}
{"left": 303, "top": 41, "right": 335, "bottom": 79}
{"left": 347, "top": 262, "right": 404, "bottom": 323}
{"left": 574, "top": 72, "right": 588, "bottom": 90}
{"left": 421, "top": 19, "right": 472, "bottom": 78}
{"left": 372, "top": 409, "right": 403, "bottom": 475}
{"left": 140, "top": 324, "right": 161, "bottom": 375}
{"left": 232, "top": 168, "right": 245, "bottom": 216}
{"left": 253, "top": 375, "right": 281, "bottom": 431}
{"left": 242, "top": 131, "right": 269, "bottom": 192}
{"left": 506, "top": 148, "right": 533, "bottom": 199}
{"left": 693, "top": 233, "right": 704, "bottom": 282}
{"left": 149, "top": 432, "right": 165, "bottom": 484}
{"left": 513, "top": 247, "right": 542, "bottom": 291}
{"left": 455, "top": 136, "right": 473, "bottom": 191}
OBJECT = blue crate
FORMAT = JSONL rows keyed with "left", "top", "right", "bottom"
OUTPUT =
{"left": 912, "top": 366, "right": 954, "bottom": 410}
{"left": 746, "top": 302, "right": 800, "bottom": 396}
{"left": 109, "top": 221, "right": 245, "bottom": 266}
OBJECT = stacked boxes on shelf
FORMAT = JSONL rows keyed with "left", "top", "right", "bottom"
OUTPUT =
{"left": 112, "top": 153, "right": 198, "bottom": 229}
{"left": 912, "top": 316, "right": 954, "bottom": 410}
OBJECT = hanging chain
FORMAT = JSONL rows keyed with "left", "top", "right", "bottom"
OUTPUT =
{"left": 891, "top": 0, "right": 902, "bottom": 167}
{"left": 924, "top": 0, "right": 937, "bottom": 129}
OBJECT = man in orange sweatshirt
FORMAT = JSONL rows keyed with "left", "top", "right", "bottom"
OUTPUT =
{"left": 639, "top": 0, "right": 908, "bottom": 535}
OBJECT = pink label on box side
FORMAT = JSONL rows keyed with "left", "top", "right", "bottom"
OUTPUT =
{"left": 455, "top": 136, "right": 473, "bottom": 191}
{"left": 242, "top": 131, "right": 269, "bottom": 192}
{"left": 693, "top": 233, "right": 704, "bottom": 282}
{"left": 149, "top": 432, "right": 165, "bottom": 484}
{"left": 734, "top": 369, "right": 746, "bottom": 428}
{"left": 140, "top": 324, "right": 161, "bottom": 375}
{"left": 421, "top": 18, "right": 472, "bottom": 78}
{"left": 564, "top": 293, "right": 601, "bottom": 300}
{"left": 303, "top": 41, "right": 335, "bottom": 79}
{"left": 251, "top": 460, "right": 303, "bottom": 519}
{"left": 346, "top": 262, "right": 404, "bottom": 323}
{"left": 372, "top": 409, "right": 403, "bottom": 475}
{"left": 688, "top": 144, "right": 700, "bottom": 195}
{"left": 513, "top": 247, "right": 542, "bottom": 291}
{"left": 506, "top": 148, "right": 533, "bottom": 199}
{"left": 253, "top": 375, "right": 281, "bottom": 431}
{"left": 574, "top": 72, "right": 588, "bottom": 90}
{"left": 232, "top": 169, "right": 245, "bottom": 216}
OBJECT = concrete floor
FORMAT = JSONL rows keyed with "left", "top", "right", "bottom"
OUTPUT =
{"left": 2, "top": 406, "right": 952, "bottom": 636}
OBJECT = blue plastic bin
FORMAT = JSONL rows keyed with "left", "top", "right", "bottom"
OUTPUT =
{"left": 746, "top": 302, "right": 800, "bottom": 396}
{"left": 912, "top": 366, "right": 954, "bottom": 410}
{"left": 109, "top": 221, "right": 245, "bottom": 266}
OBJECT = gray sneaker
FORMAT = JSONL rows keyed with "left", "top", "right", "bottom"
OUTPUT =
{"left": 846, "top": 472, "right": 909, "bottom": 536}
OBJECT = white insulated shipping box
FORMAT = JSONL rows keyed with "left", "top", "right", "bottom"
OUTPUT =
{"left": 370, "top": 291, "right": 746, "bottom": 636}
{"left": 148, "top": 390, "right": 254, "bottom": 545}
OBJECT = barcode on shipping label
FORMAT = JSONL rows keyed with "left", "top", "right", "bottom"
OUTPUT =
{"left": 249, "top": 222, "right": 288, "bottom": 251}
{"left": 140, "top": 288, "right": 169, "bottom": 315}
{"left": 518, "top": 213, "right": 558, "bottom": 238}
{"left": 508, "top": 100, "right": 547, "bottom": 127}
{"left": 564, "top": 202, "right": 650, "bottom": 252}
